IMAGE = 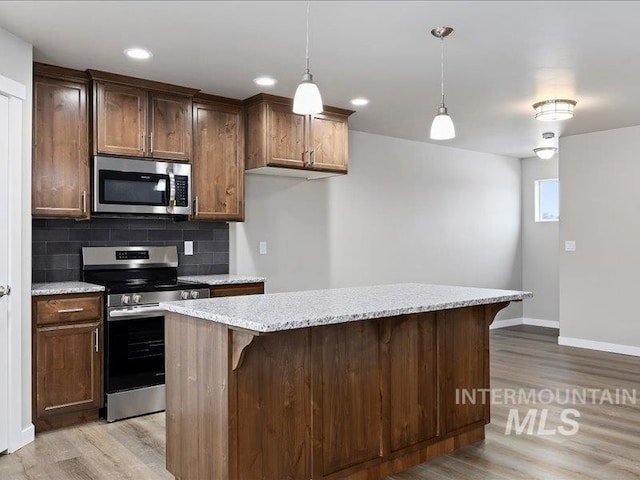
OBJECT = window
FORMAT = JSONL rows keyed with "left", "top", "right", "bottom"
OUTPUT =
{"left": 535, "top": 179, "right": 559, "bottom": 222}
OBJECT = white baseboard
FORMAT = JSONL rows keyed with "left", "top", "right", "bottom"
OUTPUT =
{"left": 8, "top": 424, "right": 34, "bottom": 453}
{"left": 490, "top": 318, "right": 523, "bottom": 330}
{"left": 490, "top": 317, "right": 559, "bottom": 330}
{"left": 523, "top": 317, "right": 559, "bottom": 329}
{"left": 558, "top": 336, "right": 640, "bottom": 357}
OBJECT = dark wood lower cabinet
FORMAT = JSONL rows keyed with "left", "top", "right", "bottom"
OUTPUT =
{"left": 32, "top": 294, "right": 103, "bottom": 432}
{"left": 166, "top": 302, "right": 509, "bottom": 480}
{"left": 209, "top": 282, "right": 264, "bottom": 298}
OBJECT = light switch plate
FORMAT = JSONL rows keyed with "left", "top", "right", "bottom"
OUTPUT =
{"left": 259, "top": 241, "right": 267, "bottom": 255}
{"left": 184, "top": 241, "right": 194, "bottom": 255}
{"left": 565, "top": 240, "right": 576, "bottom": 252}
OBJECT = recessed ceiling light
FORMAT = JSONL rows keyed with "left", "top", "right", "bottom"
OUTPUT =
{"left": 254, "top": 76, "right": 277, "bottom": 87}
{"left": 124, "top": 48, "right": 153, "bottom": 60}
{"left": 350, "top": 98, "right": 370, "bottom": 106}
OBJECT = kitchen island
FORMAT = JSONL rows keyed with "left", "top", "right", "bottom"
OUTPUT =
{"left": 161, "top": 284, "right": 531, "bottom": 480}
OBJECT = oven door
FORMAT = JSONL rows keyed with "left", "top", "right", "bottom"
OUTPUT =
{"left": 93, "top": 156, "right": 192, "bottom": 215}
{"left": 104, "top": 305, "right": 167, "bottom": 422}
{"left": 106, "top": 306, "right": 166, "bottom": 394}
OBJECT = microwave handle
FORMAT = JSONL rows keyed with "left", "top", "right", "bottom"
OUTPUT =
{"left": 168, "top": 170, "right": 176, "bottom": 211}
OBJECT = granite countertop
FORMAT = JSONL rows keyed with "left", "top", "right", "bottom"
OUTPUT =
{"left": 32, "top": 281, "right": 105, "bottom": 296}
{"left": 178, "top": 274, "right": 266, "bottom": 285}
{"left": 161, "top": 283, "right": 532, "bottom": 333}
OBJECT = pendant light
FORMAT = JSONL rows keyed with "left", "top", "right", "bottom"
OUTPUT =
{"left": 430, "top": 26, "right": 455, "bottom": 140}
{"left": 293, "top": 1, "right": 323, "bottom": 115}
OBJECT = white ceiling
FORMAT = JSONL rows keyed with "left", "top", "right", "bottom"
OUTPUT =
{"left": 1, "top": 0, "right": 639, "bottom": 158}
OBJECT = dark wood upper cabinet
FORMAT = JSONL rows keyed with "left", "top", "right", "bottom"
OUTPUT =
{"left": 33, "top": 72, "right": 90, "bottom": 219}
{"left": 150, "top": 93, "right": 192, "bottom": 161}
{"left": 95, "top": 82, "right": 147, "bottom": 157}
{"left": 245, "top": 94, "right": 353, "bottom": 174}
{"left": 192, "top": 97, "right": 245, "bottom": 221}
{"left": 263, "top": 102, "right": 307, "bottom": 169}
{"left": 90, "top": 70, "right": 198, "bottom": 162}
{"left": 310, "top": 112, "right": 349, "bottom": 173}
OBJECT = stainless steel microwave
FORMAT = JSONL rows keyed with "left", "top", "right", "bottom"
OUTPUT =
{"left": 92, "top": 156, "right": 192, "bottom": 216}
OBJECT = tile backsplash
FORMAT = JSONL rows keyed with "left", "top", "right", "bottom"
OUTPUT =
{"left": 32, "top": 218, "right": 229, "bottom": 283}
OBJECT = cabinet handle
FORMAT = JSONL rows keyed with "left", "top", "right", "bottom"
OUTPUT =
{"left": 81, "top": 191, "right": 87, "bottom": 214}
{"left": 309, "top": 149, "right": 315, "bottom": 166}
{"left": 150, "top": 131, "right": 154, "bottom": 154}
{"left": 194, "top": 196, "right": 199, "bottom": 217}
{"left": 94, "top": 327, "right": 99, "bottom": 353}
{"left": 57, "top": 307, "right": 84, "bottom": 314}
{"left": 141, "top": 132, "right": 146, "bottom": 154}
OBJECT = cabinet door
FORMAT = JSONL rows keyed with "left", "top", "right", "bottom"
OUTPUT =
{"left": 150, "top": 93, "right": 192, "bottom": 161}
{"left": 192, "top": 102, "right": 244, "bottom": 220}
{"left": 33, "top": 77, "right": 89, "bottom": 218}
{"left": 35, "top": 322, "right": 103, "bottom": 418}
{"left": 266, "top": 102, "right": 308, "bottom": 168}
{"left": 96, "top": 82, "right": 147, "bottom": 157}
{"left": 309, "top": 112, "right": 349, "bottom": 172}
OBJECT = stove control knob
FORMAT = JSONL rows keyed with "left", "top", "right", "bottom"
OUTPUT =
{"left": 190, "top": 290, "right": 200, "bottom": 299}
{"left": 132, "top": 294, "right": 142, "bottom": 304}
{"left": 180, "top": 291, "right": 190, "bottom": 300}
{"left": 121, "top": 295, "right": 132, "bottom": 305}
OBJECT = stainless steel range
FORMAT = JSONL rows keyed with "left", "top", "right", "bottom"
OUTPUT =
{"left": 82, "top": 246, "right": 209, "bottom": 422}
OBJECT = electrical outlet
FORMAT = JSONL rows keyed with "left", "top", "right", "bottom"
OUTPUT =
{"left": 259, "top": 241, "right": 268, "bottom": 255}
{"left": 184, "top": 241, "right": 194, "bottom": 255}
{"left": 564, "top": 240, "right": 576, "bottom": 252}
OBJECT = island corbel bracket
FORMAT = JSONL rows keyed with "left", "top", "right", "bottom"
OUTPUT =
{"left": 485, "top": 301, "right": 511, "bottom": 327}
{"left": 231, "top": 329, "right": 257, "bottom": 370}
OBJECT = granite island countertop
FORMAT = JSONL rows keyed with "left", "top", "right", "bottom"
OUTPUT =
{"left": 32, "top": 281, "right": 105, "bottom": 296}
{"left": 161, "top": 283, "right": 531, "bottom": 333}
{"left": 178, "top": 274, "right": 266, "bottom": 286}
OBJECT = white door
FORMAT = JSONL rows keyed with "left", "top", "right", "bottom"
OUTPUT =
{"left": 0, "top": 92, "right": 9, "bottom": 453}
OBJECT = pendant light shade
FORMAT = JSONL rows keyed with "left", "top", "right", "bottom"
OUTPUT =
{"left": 430, "top": 106, "right": 455, "bottom": 140}
{"left": 293, "top": 73, "right": 323, "bottom": 115}
{"left": 430, "top": 27, "right": 455, "bottom": 141}
{"left": 293, "top": 2, "right": 323, "bottom": 115}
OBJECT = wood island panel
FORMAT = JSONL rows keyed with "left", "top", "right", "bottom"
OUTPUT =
{"left": 165, "top": 302, "right": 509, "bottom": 480}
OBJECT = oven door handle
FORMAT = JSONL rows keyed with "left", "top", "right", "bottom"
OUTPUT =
{"left": 108, "top": 306, "right": 166, "bottom": 321}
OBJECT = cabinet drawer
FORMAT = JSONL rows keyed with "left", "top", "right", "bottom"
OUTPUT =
{"left": 210, "top": 283, "right": 264, "bottom": 298}
{"left": 35, "top": 295, "right": 102, "bottom": 326}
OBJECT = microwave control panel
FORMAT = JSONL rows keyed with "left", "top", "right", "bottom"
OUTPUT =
{"left": 174, "top": 176, "right": 189, "bottom": 207}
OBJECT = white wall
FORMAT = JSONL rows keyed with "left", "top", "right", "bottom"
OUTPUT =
{"left": 0, "top": 26, "right": 33, "bottom": 451}
{"left": 231, "top": 130, "right": 523, "bottom": 320}
{"left": 521, "top": 156, "right": 559, "bottom": 323}
{"left": 559, "top": 126, "right": 640, "bottom": 352}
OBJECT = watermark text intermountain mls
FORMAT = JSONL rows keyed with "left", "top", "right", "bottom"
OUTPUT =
{"left": 456, "top": 388, "right": 636, "bottom": 406}
{"left": 456, "top": 388, "right": 637, "bottom": 436}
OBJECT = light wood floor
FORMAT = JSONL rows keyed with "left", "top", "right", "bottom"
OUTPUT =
{"left": 2, "top": 325, "right": 640, "bottom": 479}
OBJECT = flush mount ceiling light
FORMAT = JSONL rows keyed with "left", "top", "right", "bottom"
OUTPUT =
{"left": 350, "top": 98, "right": 369, "bottom": 106}
{"left": 533, "top": 132, "right": 558, "bottom": 159}
{"left": 430, "top": 26, "right": 455, "bottom": 140}
{"left": 293, "top": 1, "right": 323, "bottom": 115}
{"left": 254, "top": 76, "right": 277, "bottom": 87}
{"left": 124, "top": 47, "right": 153, "bottom": 60}
{"left": 533, "top": 99, "right": 577, "bottom": 121}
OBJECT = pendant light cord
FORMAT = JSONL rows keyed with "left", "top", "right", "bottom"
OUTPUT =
{"left": 440, "top": 37, "right": 445, "bottom": 107}
{"left": 305, "top": 1, "right": 310, "bottom": 74}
